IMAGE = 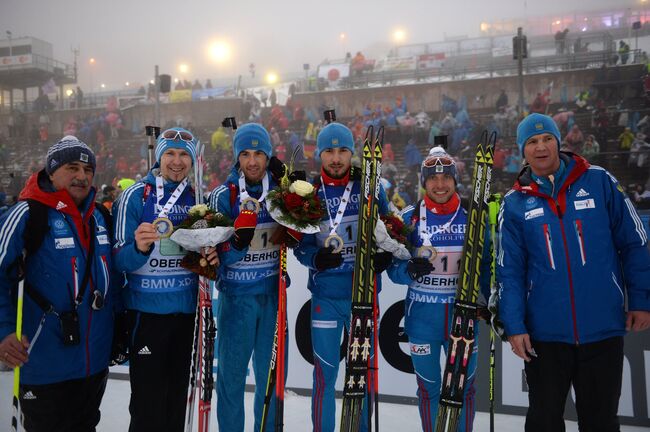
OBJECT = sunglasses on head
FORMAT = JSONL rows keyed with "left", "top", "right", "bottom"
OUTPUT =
{"left": 423, "top": 155, "right": 454, "bottom": 167}
{"left": 162, "top": 129, "right": 194, "bottom": 142}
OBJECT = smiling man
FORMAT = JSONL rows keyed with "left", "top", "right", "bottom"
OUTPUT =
{"left": 498, "top": 113, "right": 650, "bottom": 431}
{"left": 386, "top": 146, "right": 490, "bottom": 432}
{"left": 112, "top": 127, "right": 217, "bottom": 431}
{"left": 0, "top": 136, "right": 119, "bottom": 431}
{"left": 293, "top": 121, "right": 391, "bottom": 432}
{"left": 207, "top": 122, "right": 287, "bottom": 432}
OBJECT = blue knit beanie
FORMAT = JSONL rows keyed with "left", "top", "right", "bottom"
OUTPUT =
{"left": 316, "top": 123, "right": 355, "bottom": 156}
{"left": 233, "top": 123, "right": 272, "bottom": 159}
{"left": 46, "top": 135, "right": 96, "bottom": 175}
{"left": 155, "top": 127, "right": 197, "bottom": 165}
{"left": 516, "top": 113, "right": 561, "bottom": 155}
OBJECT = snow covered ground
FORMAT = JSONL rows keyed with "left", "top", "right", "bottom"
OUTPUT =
{"left": 1, "top": 372, "right": 647, "bottom": 431}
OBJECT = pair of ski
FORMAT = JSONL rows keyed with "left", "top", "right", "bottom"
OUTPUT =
{"left": 184, "top": 140, "right": 217, "bottom": 432}
{"left": 435, "top": 132, "right": 496, "bottom": 432}
{"left": 340, "top": 125, "right": 384, "bottom": 432}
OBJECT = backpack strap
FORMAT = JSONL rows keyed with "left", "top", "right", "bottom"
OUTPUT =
{"left": 23, "top": 199, "right": 50, "bottom": 257}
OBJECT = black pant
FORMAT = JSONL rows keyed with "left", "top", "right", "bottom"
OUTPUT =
{"left": 524, "top": 336, "right": 623, "bottom": 432}
{"left": 127, "top": 310, "right": 195, "bottom": 432}
{"left": 20, "top": 369, "right": 108, "bottom": 432}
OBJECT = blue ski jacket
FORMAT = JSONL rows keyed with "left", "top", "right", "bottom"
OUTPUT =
{"left": 0, "top": 171, "right": 119, "bottom": 385}
{"left": 498, "top": 153, "right": 650, "bottom": 344}
{"left": 208, "top": 167, "right": 281, "bottom": 296}
{"left": 112, "top": 171, "right": 197, "bottom": 314}
{"left": 294, "top": 174, "right": 389, "bottom": 300}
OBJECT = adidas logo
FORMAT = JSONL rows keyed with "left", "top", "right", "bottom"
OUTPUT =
{"left": 55, "top": 201, "right": 67, "bottom": 210}
{"left": 23, "top": 391, "right": 36, "bottom": 400}
{"left": 138, "top": 346, "right": 152, "bottom": 355}
{"left": 576, "top": 188, "right": 589, "bottom": 197}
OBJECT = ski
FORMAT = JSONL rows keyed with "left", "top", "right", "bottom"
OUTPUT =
{"left": 184, "top": 140, "right": 217, "bottom": 432}
{"left": 259, "top": 244, "right": 288, "bottom": 432}
{"left": 435, "top": 131, "right": 496, "bottom": 432}
{"left": 340, "top": 125, "right": 383, "bottom": 432}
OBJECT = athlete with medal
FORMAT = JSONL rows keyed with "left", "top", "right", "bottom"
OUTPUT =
{"left": 207, "top": 122, "right": 289, "bottom": 432}
{"left": 293, "top": 121, "right": 392, "bottom": 432}
{"left": 112, "top": 127, "right": 219, "bottom": 431}
{"left": 387, "top": 145, "right": 491, "bottom": 432}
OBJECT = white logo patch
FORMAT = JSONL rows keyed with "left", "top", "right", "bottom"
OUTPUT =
{"left": 54, "top": 237, "right": 75, "bottom": 249}
{"left": 53, "top": 219, "right": 66, "bottom": 229}
{"left": 22, "top": 391, "right": 36, "bottom": 400}
{"left": 576, "top": 188, "right": 589, "bottom": 197}
{"left": 525, "top": 207, "right": 544, "bottom": 220}
{"left": 138, "top": 346, "right": 152, "bottom": 355}
{"left": 97, "top": 234, "right": 110, "bottom": 245}
{"left": 574, "top": 199, "right": 595, "bottom": 210}
{"left": 409, "top": 343, "right": 431, "bottom": 356}
{"left": 80, "top": 153, "right": 89, "bottom": 163}
{"left": 55, "top": 201, "right": 67, "bottom": 210}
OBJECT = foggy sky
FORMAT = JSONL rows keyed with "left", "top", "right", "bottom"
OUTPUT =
{"left": 0, "top": 0, "right": 639, "bottom": 91}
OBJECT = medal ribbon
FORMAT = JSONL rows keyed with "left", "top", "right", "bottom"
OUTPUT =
{"left": 418, "top": 198, "right": 461, "bottom": 247}
{"left": 239, "top": 172, "right": 269, "bottom": 207}
{"left": 155, "top": 176, "right": 188, "bottom": 219}
{"left": 320, "top": 178, "right": 354, "bottom": 237}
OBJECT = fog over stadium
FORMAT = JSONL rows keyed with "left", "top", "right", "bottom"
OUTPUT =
{"left": 0, "top": 0, "right": 636, "bottom": 90}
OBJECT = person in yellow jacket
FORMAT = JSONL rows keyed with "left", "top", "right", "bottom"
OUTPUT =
{"left": 618, "top": 127, "right": 634, "bottom": 150}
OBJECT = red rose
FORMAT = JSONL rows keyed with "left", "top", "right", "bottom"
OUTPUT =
{"left": 285, "top": 193, "right": 303, "bottom": 210}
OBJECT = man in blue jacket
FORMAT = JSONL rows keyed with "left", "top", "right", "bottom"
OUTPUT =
{"left": 207, "top": 122, "right": 287, "bottom": 432}
{"left": 293, "top": 122, "right": 391, "bottom": 432}
{"left": 498, "top": 113, "right": 650, "bottom": 431}
{"left": 387, "top": 146, "right": 490, "bottom": 432}
{"left": 112, "top": 127, "right": 217, "bottom": 431}
{"left": 0, "top": 136, "right": 118, "bottom": 431}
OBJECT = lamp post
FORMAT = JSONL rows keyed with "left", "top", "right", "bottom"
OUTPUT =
{"left": 513, "top": 27, "right": 527, "bottom": 114}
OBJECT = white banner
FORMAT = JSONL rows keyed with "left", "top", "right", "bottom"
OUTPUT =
{"left": 0, "top": 54, "right": 33, "bottom": 67}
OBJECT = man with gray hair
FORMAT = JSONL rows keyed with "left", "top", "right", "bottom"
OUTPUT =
{"left": 0, "top": 135, "right": 119, "bottom": 431}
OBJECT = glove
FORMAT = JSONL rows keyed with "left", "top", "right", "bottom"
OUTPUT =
{"left": 407, "top": 257, "right": 434, "bottom": 280}
{"left": 269, "top": 226, "right": 303, "bottom": 249}
{"left": 232, "top": 210, "right": 257, "bottom": 250}
{"left": 268, "top": 156, "right": 287, "bottom": 182}
{"left": 110, "top": 311, "right": 129, "bottom": 366}
{"left": 314, "top": 246, "right": 344, "bottom": 271}
{"left": 285, "top": 228, "right": 304, "bottom": 248}
{"left": 374, "top": 251, "right": 393, "bottom": 273}
{"left": 488, "top": 291, "right": 507, "bottom": 340}
{"left": 288, "top": 170, "right": 307, "bottom": 182}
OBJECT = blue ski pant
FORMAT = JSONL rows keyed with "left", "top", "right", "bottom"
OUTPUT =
{"left": 405, "top": 300, "right": 477, "bottom": 432}
{"left": 216, "top": 292, "right": 287, "bottom": 432}
{"left": 311, "top": 295, "right": 373, "bottom": 432}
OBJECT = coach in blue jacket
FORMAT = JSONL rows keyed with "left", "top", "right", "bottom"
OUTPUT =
{"left": 497, "top": 113, "right": 650, "bottom": 431}
{"left": 0, "top": 136, "right": 118, "bottom": 431}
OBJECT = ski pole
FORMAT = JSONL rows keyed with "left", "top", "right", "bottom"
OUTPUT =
{"left": 11, "top": 274, "right": 25, "bottom": 432}
{"left": 487, "top": 193, "right": 501, "bottom": 432}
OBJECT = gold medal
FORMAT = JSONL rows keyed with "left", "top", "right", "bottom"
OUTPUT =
{"left": 240, "top": 197, "right": 261, "bottom": 214}
{"left": 324, "top": 233, "right": 344, "bottom": 253}
{"left": 152, "top": 217, "right": 174, "bottom": 238}
{"left": 418, "top": 245, "right": 438, "bottom": 263}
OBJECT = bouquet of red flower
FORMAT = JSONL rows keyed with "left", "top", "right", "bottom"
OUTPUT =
{"left": 267, "top": 179, "right": 324, "bottom": 233}
{"left": 170, "top": 204, "right": 234, "bottom": 280}
{"left": 380, "top": 212, "right": 414, "bottom": 249}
